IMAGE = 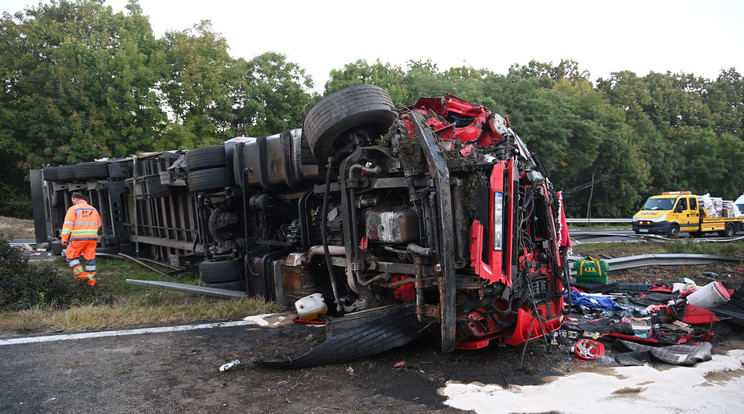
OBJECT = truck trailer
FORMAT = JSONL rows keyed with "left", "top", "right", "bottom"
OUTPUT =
{"left": 31, "top": 85, "right": 570, "bottom": 362}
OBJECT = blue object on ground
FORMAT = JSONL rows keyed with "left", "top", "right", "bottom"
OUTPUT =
{"left": 565, "top": 290, "right": 622, "bottom": 311}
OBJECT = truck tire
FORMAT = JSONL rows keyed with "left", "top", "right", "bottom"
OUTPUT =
{"left": 187, "top": 168, "right": 228, "bottom": 192}
{"left": 304, "top": 85, "right": 397, "bottom": 161}
{"left": 74, "top": 161, "right": 110, "bottom": 180}
{"left": 57, "top": 165, "right": 76, "bottom": 182}
{"left": 185, "top": 145, "right": 226, "bottom": 171}
{"left": 199, "top": 259, "right": 241, "bottom": 283}
{"left": 666, "top": 224, "right": 680, "bottom": 238}
{"left": 43, "top": 166, "right": 59, "bottom": 182}
{"left": 718, "top": 223, "right": 735, "bottom": 237}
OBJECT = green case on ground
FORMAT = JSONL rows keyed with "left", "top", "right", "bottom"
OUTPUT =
{"left": 573, "top": 257, "right": 609, "bottom": 284}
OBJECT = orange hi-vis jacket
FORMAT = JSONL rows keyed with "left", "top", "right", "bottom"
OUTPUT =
{"left": 61, "top": 200, "right": 101, "bottom": 243}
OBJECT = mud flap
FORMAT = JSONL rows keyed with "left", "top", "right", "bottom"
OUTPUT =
{"left": 255, "top": 305, "right": 419, "bottom": 369}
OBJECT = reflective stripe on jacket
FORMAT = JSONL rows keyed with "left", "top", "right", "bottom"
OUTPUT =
{"left": 61, "top": 201, "right": 101, "bottom": 243}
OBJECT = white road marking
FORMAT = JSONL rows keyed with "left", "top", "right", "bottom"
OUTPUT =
{"left": 0, "top": 314, "right": 279, "bottom": 346}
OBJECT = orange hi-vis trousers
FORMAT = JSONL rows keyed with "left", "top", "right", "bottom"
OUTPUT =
{"left": 66, "top": 240, "right": 97, "bottom": 279}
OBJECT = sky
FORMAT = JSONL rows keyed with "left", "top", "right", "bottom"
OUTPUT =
{"left": 4, "top": 0, "right": 744, "bottom": 91}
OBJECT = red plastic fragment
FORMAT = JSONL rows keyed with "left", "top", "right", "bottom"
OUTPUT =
{"left": 649, "top": 283, "right": 673, "bottom": 293}
{"left": 681, "top": 304, "right": 720, "bottom": 324}
{"left": 292, "top": 317, "right": 325, "bottom": 325}
{"left": 459, "top": 144, "right": 474, "bottom": 157}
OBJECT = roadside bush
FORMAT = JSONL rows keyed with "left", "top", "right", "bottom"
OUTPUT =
{"left": 0, "top": 236, "right": 93, "bottom": 310}
{"left": 0, "top": 183, "right": 32, "bottom": 218}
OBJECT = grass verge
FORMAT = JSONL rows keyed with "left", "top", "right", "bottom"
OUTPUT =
{"left": 572, "top": 239, "right": 744, "bottom": 258}
{"left": 0, "top": 216, "right": 35, "bottom": 240}
{"left": 0, "top": 256, "right": 285, "bottom": 335}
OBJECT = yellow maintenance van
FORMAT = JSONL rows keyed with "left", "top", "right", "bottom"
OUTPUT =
{"left": 633, "top": 191, "right": 744, "bottom": 237}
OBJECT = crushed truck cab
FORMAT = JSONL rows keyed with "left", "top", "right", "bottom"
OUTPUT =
{"left": 633, "top": 191, "right": 743, "bottom": 238}
{"left": 32, "top": 85, "right": 570, "bottom": 363}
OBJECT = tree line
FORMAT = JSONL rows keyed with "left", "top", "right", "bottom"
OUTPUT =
{"left": 2, "top": 0, "right": 742, "bottom": 219}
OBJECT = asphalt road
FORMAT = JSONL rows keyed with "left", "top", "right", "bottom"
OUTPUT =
{"left": 0, "top": 323, "right": 258, "bottom": 413}
{"left": 0, "top": 317, "right": 468, "bottom": 414}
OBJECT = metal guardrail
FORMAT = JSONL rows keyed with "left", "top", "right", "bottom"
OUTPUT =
{"left": 566, "top": 218, "right": 632, "bottom": 224}
{"left": 569, "top": 231, "right": 637, "bottom": 239}
{"left": 569, "top": 253, "right": 743, "bottom": 275}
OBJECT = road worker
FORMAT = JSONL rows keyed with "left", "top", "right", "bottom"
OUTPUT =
{"left": 61, "top": 192, "right": 101, "bottom": 286}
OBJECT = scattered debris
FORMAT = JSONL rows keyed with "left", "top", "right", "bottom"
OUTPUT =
{"left": 574, "top": 257, "right": 609, "bottom": 284}
{"left": 617, "top": 340, "right": 712, "bottom": 366}
{"left": 574, "top": 339, "right": 605, "bottom": 360}
{"left": 219, "top": 359, "right": 241, "bottom": 372}
{"left": 255, "top": 305, "right": 420, "bottom": 369}
{"left": 686, "top": 281, "right": 730, "bottom": 309}
{"left": 566, "top": 290, "right": 623, "bottom": 313}
{"left": 294, "top": 293, "right": 328, "bottom": 321}
{"left": 709, "top": 287, "right": 744, "bottom": 321}
{"left": 561, "top": 273, "right": 742, "bottom": 368}
{"left": 614, "top": 350, "right": 652, "bottom": 366}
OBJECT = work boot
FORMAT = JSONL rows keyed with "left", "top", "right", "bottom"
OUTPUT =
{"left": 75, "top": 271, "right": 90, "bottom": 281}
{"left": 86, "top": 276, "right": 97, "bottom": 287}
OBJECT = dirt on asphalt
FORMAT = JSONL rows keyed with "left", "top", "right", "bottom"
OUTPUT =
{"left": 3, "top": 271, "right": 744, "bottom": 414}
{"left": 1, "top": 313, "right": 577, "bottom": 414}
{"left": 3, "top": 235, "right": 744, "bottom": 413}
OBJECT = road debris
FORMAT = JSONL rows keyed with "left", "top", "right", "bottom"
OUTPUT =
{"left": 219, "top": 359, "right": 241, "bottom": 372}
{"left": 561, "top": 271, "right": 742, "bottom": 367}
{"left": 574, "top": 339, "right": 605, "bottom": 359}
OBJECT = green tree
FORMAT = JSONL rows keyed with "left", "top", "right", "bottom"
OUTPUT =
{"left": 642, "top": 71, "right": 713, "bottom": 132}
{"left": 160, "top": 20, "right": 234, "bottom": 148}
{"left": 237, "top": 52, "right": 315, "bottom": 137}
{"left": 596, "top": 70, "right": 683, "bottom": 196}
{"left": 5, "top": 0, "right": 167, "bottom": 163}
{"left": 102, "top": 0, "right": 168, "bottom": 155}
{"left": 443, "top": 67, "right": 498, "bottom": 107}
{"left": 680, "top": 129, "right": 744, "bottom": 198}
{"left": 0, "top": 0, "right": 167, "bottom": 216}
{"left": 402, "top": 60, "right": 449, "bottom": 102}
{"left": 159, "top": 32, "right": 315, "bottom": 147}
{"left": 596, "top": 70, "right": 652, "bottom": 123}
{"left": 324, "top": 59, "right": 408, "bottom": 105}
{"left": 508, "top": 59, "right": 590, "bottom": 88}
{"left": 704, "top": 68, "right": 744, "bottom": 139}
{"left": 554, "top": 78, "right": 650, "bottom": 216}
{"left": 497, "top": 79, "right": 597, "bottom": 185}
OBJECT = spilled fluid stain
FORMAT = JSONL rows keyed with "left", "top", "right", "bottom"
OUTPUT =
{"left": 441, "top": 349, "right": 744, "bottom": 414}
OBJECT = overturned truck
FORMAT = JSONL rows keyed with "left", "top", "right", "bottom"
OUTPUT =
{"left": 32, "top": 85, "right": 570, "bottom": 358}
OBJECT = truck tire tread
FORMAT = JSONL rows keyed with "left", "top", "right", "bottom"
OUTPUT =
{"left": 200, "top": 259, "right": 242, "bottom": 283}
{"left": 185, "top": 145, "right": 226, "bottom": 171}
{"left": 188, "top": 168, "right": 228, "bottom": 192}
{"left": 304, "top": 85, "right": 397, "bottom": 161}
